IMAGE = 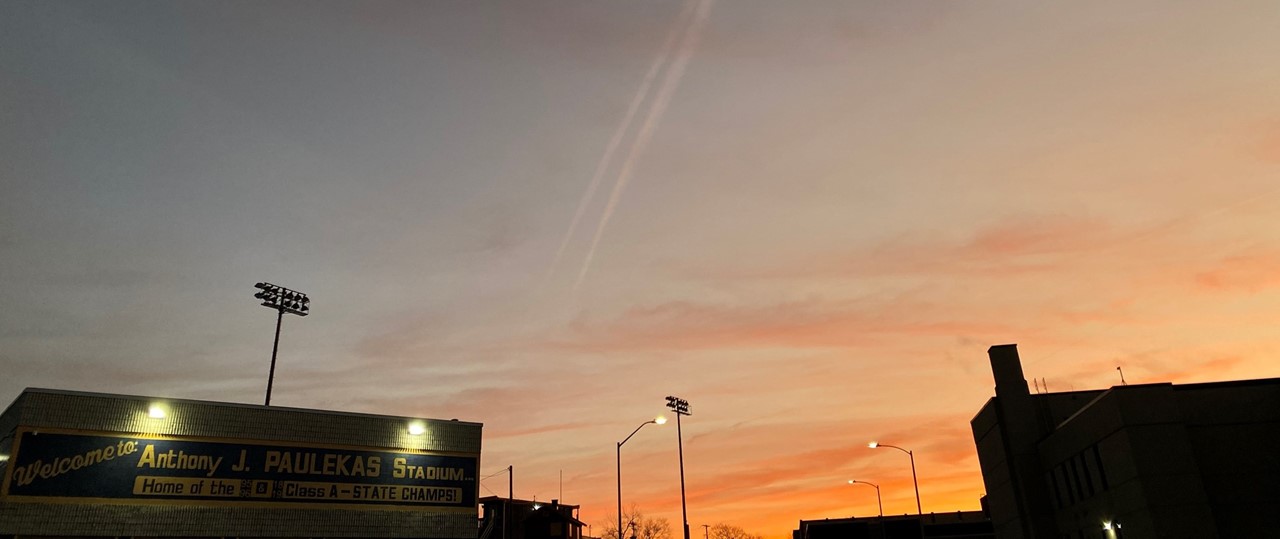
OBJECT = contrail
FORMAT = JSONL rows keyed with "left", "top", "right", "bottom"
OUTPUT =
{"left": 574, "top": 0, "right": 716, "bottom": 291}
{"left": 545, "top": 0, "right": 698, "bottom": 283}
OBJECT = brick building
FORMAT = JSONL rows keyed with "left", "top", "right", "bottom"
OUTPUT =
{"left": 0, "top": 388, "right": 482, "bottom": 538}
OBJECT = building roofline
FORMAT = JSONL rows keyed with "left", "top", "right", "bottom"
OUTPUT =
{"left": 1047, "top": 377, "right": 1280, "bottom": 430}
{"left": 7, "top": 387, "right": 482, "bottom": 427}
{"left": 796, "top": 510, "right": 989, "bottom": 526}
{"left": 479, "top": 496, "right": 578, "bottom": 507}
{"left": 1170, "top": 376, "right": 1280, "bottom": 391}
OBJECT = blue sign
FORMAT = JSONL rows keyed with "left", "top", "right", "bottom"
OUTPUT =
{"left": 1, "top": 429, "right": 478, "bottom": 508}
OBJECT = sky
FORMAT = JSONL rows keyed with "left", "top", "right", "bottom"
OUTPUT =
{"left": 2, "top": 0, "right": 1279, "bottom": 536}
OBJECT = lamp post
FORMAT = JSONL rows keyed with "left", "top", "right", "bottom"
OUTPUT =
{"left": 665, "top": 396, "right": 692, "bottom": 539}
{"left": 848, "top": 480, "right": 886, "bottom": 539}
{"left": 847, "top": 480, "right": 882, "bottom": 517}
{"left": 619, "top": 417, "right": 666, "bottom": 539}
{"left": 868, "top": 442, "right": 921, "bottom": 514}
{"left": 252, "top": 282, "right": 309, "bottom": 406}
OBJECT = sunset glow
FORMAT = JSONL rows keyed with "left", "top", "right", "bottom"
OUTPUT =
{"left": 3, "top": 1, "right": 1279, "bottom": 538}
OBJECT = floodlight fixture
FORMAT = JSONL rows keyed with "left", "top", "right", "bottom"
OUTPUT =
{"left": 665, "top": 396, "right": 691, "bottom": 416}
{"left": 254, "top": 282, "right": 310, "bottom": 316}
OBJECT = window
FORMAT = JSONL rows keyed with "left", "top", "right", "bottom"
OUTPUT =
{"left": 1068, "top": 457, "right": 1085, "bottom": 501}
{"left": 1092, "top": 445, "right": 1109, "bottom": 490}
{"left": 1077, "top": 454, "right": 1095, "bottom": 497}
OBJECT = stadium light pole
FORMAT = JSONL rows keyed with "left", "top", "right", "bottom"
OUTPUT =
{"left": 253, "top": 282, "right": 309, "bottom": 406}
{"left": 869, "top": 442, "right": 921, "bottom": 514}
{"left": 619, "top": 417, "right": 665, "bottom": 539}
{"left": 665, "top": 396, "right": 692, "bottom": 539}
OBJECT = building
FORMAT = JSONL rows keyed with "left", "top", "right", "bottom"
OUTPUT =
{"left": 0, "top": 388, "right": 482, "bottom": 538}
{"left": 794, "top": 511, "right": 994, "bottom": 539}
{"left": 971, "top": 344, "right": 1280, "bottom": 538}
{"left": 479, "top": 497, "right": 585, "bottom": 539}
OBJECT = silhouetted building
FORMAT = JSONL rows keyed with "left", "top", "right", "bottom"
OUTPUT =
{"left": 971, "top": 344, "right": 1280, "bottom": 538}
{"left": 794, "top": 511, "right": 993, "bottom": 539}
{"left": 480, "top": 497, "right": 585, "bottom": 539}
{"left": 0, "top": 388, "right": 482, "bottom": 538}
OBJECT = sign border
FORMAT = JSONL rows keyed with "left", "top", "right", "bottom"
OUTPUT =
{"left": 0, "top": 426, "right": 481, "bottom": 511}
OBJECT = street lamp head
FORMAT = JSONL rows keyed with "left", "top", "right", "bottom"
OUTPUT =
{"left": 655, "top": 416, "right": 668, "bottom": 425}
{"left": 868, "top": 442, "right": 878, "bottom": 448}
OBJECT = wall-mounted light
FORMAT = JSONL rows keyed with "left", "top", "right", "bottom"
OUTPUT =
{"left": 408, "top": 422, "right": 426, "bottom": 436}
{"left": 148, "top": 404, "right": 167, "bottom": 419}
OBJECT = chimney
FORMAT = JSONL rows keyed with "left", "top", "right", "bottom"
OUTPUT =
{"left": 989, "top": 344, "right": 1029, "bottom": 399}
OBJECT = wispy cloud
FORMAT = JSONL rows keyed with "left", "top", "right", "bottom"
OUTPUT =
{"left": 545, "top": 297, "right": 1026, "bottom": 353}
{"left": 1195, "top": 251, "right": 1280, "bottom": 292}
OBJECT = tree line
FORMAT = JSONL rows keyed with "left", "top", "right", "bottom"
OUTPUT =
{"left": 599, "top": 506, "right": 762, "bottom": 539}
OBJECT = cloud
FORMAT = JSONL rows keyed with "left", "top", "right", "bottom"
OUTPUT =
{"left": 1194, "top": 251, "right": 1280, "bottom": 292}
{"left": 546, "top": 297, "right": 1026, "bottom": 353}
{"left": 675, "top": 214, "right": 1117, "bottom": 285}
{"left": 1251, "top": 118, "right": 1280, "bottom": 164}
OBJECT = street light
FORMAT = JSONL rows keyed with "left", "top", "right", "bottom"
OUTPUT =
{"left": 665, "top": 396, "right": 692, "bottom": 539}
{"left": 847, "top": 480, "right": 883, "bottom": 517}
{"left": 868, "top": 441, "right": 921, "bottom": 514}
{"left": 849, "top": 480, "right": 886, "bottom": 539}
{"left": 618, "top": 417, "right": 665, "bottom": 539}
{"left": 253, "top": 282, "right": 309, "bottom": 406}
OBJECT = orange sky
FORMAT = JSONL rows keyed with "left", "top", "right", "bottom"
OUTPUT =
{"left": 3, "top": 1, "right": 1279, "bottom": 538}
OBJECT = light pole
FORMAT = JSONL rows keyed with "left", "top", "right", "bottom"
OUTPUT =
{"left": 665, "top": 396, "right": 692, "bottom": 539}
{"left": 848, "top": 480, "right": 886, "bottom": 539}
{"left": 619, "top": 417, "right": 666, "bottom": 539}
{"left": 868, "top": 442, "right": 921, "bottom": 514}
{"left": 847, "top": 480, "right": 882, "bottom": 517}
{"left": 253, "top": 282, "right": 309, "bottom": 406}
